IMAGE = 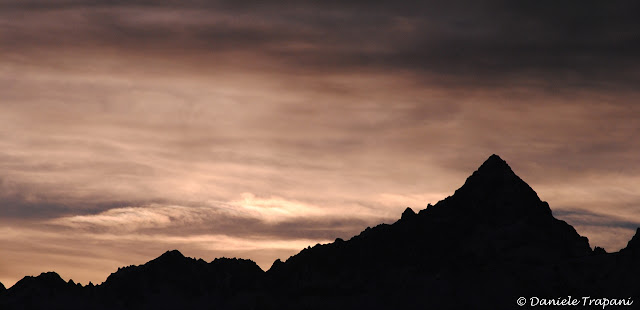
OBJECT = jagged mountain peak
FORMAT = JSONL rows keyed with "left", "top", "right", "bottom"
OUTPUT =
{"left": 478, "top": 154, "right": 513, "bottom": 174}
{"left": 158, "top": 249, "right": 185, "bottom": 259}
{"left": 401, "top": 207, "right": 416, "bottom": 220}
{"left": 148, "top": 250, "right": 188, "bottom": 265}
{"left": 434, "top": 154, "right": 551, "bottom": 221}
{"left": 459, "top": 154, "right": 531, "bottom": 195}
{"left": 20, "top": 272, "right": 64, "bottom": 284}
{"left": 7, "top": 271, "right": 71, "bottom": 294}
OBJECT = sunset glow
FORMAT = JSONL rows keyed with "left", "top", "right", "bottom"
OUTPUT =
{"left": 1, "top": 1, "right": 639, "bottom": 287}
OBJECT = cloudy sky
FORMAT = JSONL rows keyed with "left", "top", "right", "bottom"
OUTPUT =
{"left": 1, "top": 0, "right": 639, "bottom": 287}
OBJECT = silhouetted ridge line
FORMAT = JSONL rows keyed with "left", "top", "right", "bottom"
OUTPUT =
{"left": 621, "top": 227, "right": 640, "bottom": 254}
{"left": 11, "top": 272, "right": 67, "bottom": 289}
{"left": 2, "top": 154, "right": 639, "bottom": 310}
{"left": 156, "top": 249, "right": 185, "bottom": 260}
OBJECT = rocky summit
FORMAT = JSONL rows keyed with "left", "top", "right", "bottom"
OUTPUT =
{"left": 1, "top": 155, "right": 638, "bottom": 310}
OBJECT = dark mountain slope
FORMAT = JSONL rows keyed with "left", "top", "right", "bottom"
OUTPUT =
{"left": 0, "top": 272, "right": 86, "bottom": 310}
{"left": 621, "top": 228, "right": 640, "bottom": 255}
{"left": 98, "top": 250, "right": 264, "bottom": 309}
{"left": 263, "top": 155, "right": 596, "bottom": 309}
{"left": 0, "top": 252, "right": 264, "bottom": 310}
{"left": 593, "top": 228, "right": 640, "bottom": 296}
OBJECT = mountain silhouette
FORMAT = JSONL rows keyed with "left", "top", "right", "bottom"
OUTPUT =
{"left": 99, "top": 250, "right": 263, "bottom": 309}
{"left": 1, "top": 155, "right": 638, "bottom": 309}
{"left": 0, "top": 272, "right": 85, "bottom": 310}
{"left": 622, "top": 228, "right": 640, "bottom": 255}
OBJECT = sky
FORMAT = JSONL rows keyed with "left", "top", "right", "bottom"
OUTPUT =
{"left": 1, "top": 0, "right": 640, "bottom": 287}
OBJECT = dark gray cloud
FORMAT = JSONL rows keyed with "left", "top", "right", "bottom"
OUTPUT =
{"left": 554, "top": 208, "right": 640, "bottom": 231}
{"left": 2, "top": 1, "right": 638, "bottom": 89}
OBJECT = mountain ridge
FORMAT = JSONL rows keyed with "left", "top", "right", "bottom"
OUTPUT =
{"left": 1, "top": 155, "right": 638, "bottom": 310}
